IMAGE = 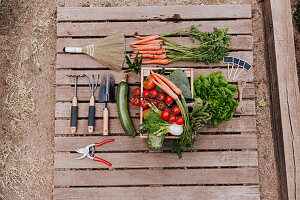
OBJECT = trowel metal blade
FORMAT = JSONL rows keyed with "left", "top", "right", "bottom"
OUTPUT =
{"left": 98, "top": 73, "right": 115, "bottom": 103}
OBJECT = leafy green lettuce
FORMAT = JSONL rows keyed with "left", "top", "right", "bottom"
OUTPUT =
{"left": 193, "top": 71, "right": 238, "bottom": 126}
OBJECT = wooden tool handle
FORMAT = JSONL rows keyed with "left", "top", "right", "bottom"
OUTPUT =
{"left": 88, "top": 96, "right": 95, "bottom": 133}
{"left": 70, "top": 97, "right": 78, "bottom": 134}
{"left": 103, "top": 108, "right": 109, "bottom": 136}
{"left": 238, "top": 80, "right": 246, "bottom": 102}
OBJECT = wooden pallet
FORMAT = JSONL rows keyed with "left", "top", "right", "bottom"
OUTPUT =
{"left": 55, "top": 5, "right": 259, "bottom": 200}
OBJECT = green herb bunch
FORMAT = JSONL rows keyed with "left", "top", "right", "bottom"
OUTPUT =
{"left": 124, "top": 52, "right": 142, "bottom": 77}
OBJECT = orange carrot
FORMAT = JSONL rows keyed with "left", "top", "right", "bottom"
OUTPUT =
{"left": 134, "top": 35, "right": 147, "bottom": 40}
{"left": 138, "top": 40, "right": 163, "bottom": 45}
{"left": 151, "top": 79, "right": 178, "bottom": 100}
{"left": 134, "top": 45, "right": 161, "bottom": 51}
{"left": 130, "top": 54, "right": 167, "bottom": 59}
{"left": 130, "top": 35, "right": 159, "bottom": 45}
{"left": 151, "top": 71, "right": 182, "bottom": 95}
{"left": 142, "top": 59, "right": 169, "bottom": 65}
{"left": 132, "top": 44, "right": 160, "bottom": 48}
{"left": 133, "top": 50, "right": 164, "bottom": 55}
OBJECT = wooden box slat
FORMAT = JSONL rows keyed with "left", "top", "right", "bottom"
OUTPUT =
{"left": 54, "top": 135, "right": 257, "bottom": 152}
{"left": 53, "top": 186, "right": 260, "bottom": 200}
{"left": 57, "top": 5, "right": 251, "bottom": 21}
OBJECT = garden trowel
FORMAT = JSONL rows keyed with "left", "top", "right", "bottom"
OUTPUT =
{"left": 99, "top": 73, "right": 115, "bottom": 136}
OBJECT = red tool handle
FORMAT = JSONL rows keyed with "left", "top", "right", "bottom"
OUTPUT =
{"left": 93, "top": 157, "right": 112, "bottom": 166}
{"left": 94, "top": 139, "right": 115, "bottom": 147}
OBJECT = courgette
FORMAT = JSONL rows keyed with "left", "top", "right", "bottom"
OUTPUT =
{"left": 116, "top": 74, "right": 136, "bottom": 138}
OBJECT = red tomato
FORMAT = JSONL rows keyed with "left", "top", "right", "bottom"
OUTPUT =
{"left": 143, "top": 74, "right": 155, "bottom": 90}
{"left": 130, "top": 97, "right": 135, "bottom": 105}
{"left": 149, "top": 89, "right": 158, "bottom": 99}
{"left": 168, "top": 115, "right": 176, "bottom": 123}
{"left": 176, "top": 116, "right": 184, "bottom": 125}
{"left": 157, "top": 93, "right": 166, "bottom": 101}
{"left": 153, "top": 101, "right": 158, "bottom": 107}
{"left": 140, "top": 99, "right": 149, "bottom": 109}
{"left": 164, "top": 96, "right": 174, "bottom": 105}
{"left": 165, "top": 107, "right": 172, "bottom": 113}
{"left": 143, "top": 90, "right": 150, "bottom": 98}
{"left": 133, "top": 97, "right": 140, "bottom": 106}
{"left": 172, "top": 106, "right": 181, "bottom": 115}
{"left": 132, "top": 88, "right": 141, "bottom": 96}
{"left": 161, "top": 110, "right": 170, "bottom": 120}
{"left": 158, "top": 102, "right": 166, "bottom": 111}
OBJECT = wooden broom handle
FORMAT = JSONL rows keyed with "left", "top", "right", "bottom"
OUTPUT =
{"left": 103, "top": 107, "right": 109, "bottom": 136}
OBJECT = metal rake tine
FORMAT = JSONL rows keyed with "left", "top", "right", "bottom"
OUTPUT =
{"left": 83, "top": 74, "right": 92, "bottom": 91}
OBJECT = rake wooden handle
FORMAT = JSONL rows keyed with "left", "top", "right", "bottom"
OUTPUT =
{"left": 88, "top": 96, "right": 95, "bottom": 133}
{"left": 103, "top": 108, "right": 109, "bottom": 136}
{"left": 70, "top": 97, "right": 78, "bottom": 134}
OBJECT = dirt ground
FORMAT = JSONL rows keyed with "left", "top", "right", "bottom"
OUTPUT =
{"left": 0, "top": 0, "right": 279, "bottom": 199}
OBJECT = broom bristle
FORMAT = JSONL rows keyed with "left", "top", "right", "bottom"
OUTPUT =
{"left": 82, "top": 33, "right": 125, "bottom": 71}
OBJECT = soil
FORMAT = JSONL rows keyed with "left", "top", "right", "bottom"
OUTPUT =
{"left": 0, "top": 0, "right": 279, "bottom": 199}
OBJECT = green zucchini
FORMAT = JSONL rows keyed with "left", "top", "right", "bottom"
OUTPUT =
{"left": 116, "top": 75, "right": 136, "bottom": 138}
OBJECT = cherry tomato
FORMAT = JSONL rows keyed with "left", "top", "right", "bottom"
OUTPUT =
{"left": 168, "top": 115, "right": 176, "bottom": 124}
{"left": 149, "top": 89, "right": 158, "bottom": 99}
{"left": 147, "top": 99, "right": 152, "bottom": 104}
{"left": 133, "top": 97, "right": 140, "bottom": 106}
{"left": 132, "top": 88, "right": 141, "bottom": 96}
{"left": 164, "top": 96, "right": 174, "bottom": 105}
{"left": 130, "top": 97, "right": 136, "bottom": 105}
{"left": 140, "top": 99, "right": 149, "bottom": 109}
{"left": 143, "top": 74, "right": 155, "bottom": 90}
{"left": 143, "top": 90, "right": 150, "bottom": 98}
{"left": 165, "top": 107, "right": 172, "bottom": 113}
{"left": 172, "top": 106, "right": 181, "bottom": 115}
{"left": 161, "top": 110, "right": 170, "bottom": 120}
{"left": 157, "top": 93, "right": 166, "bottom": 101}
{"left": 153, "top": 100, "right": 158, "bottom": 107}
{"left": 176, "top": 116, "right": 184, "bottom": 125}
{"left": 142, "top": 108, "right": 151, "bottom": 118}
{"left": 158, "top": 102, "right": 166, "bottom": 111}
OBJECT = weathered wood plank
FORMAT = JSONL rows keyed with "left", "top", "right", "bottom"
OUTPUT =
{"left": 56, "top": 35, "right": 253, "bottom": 53}
{"left": 55, "top": 116, "right": 256, "bottom": 135}
{"left": 56, "top": 51, "right": 253, "bottom": 69}
{"left": 55, "top": 151, "right": 258, "bottom": 168}
{"left": 56, "top": 85, "right": 255, "bottom": 101}
{"left": 57, "top": 5, "right": 251, "bottom": 22}
{"left": 54, "top": 135, "right": 257, "bottom": 152}
{"left": 56, "top": 68, "right": 254, "bottom": 85}
{"left": 57, "top": 20, "right": 252, "bottom": 37}
{"left": 55, "top": 100, "right": 255, "bottom": 118}
{"left": 54, "top": 168, "right": 259, "bottom": 186}
{"left": 262, "top": 0, "right": 300, "bottom": 199}
{"left": 53, "top": 186, "right": 260, "bottom": 200}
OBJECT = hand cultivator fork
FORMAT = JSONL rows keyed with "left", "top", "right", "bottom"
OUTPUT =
{"left": 83, "top": 74, "right": 99, "bottom": 133}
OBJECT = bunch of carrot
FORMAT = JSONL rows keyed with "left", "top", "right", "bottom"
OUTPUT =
{"left": 130, "top": 35, "right": 169, "bottom": 65}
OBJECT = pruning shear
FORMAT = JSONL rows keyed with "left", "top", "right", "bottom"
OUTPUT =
{"left": 75, "top": 139, "right": 115, "bottom": 166}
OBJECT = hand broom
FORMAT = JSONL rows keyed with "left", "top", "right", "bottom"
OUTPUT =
{"left": 63, "top": 33, "right": 125, "bottom": 71}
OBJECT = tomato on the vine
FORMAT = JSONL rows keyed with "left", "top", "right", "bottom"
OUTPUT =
{"left": 164, "top": 96, "right": 174, "bottom": 105}
{"left": 172, "top": 106, "right": 181, "bottom": 115}
{"left": 153, "top": 100, "right": 158, "bottom": 107}
{"left": 161, "top": 110, "right": 170, "bottom": 120}
{"left": 158, "top": 102, "right": 166, "bottom": 111}
{"left": 149, "top": 89, "right": 158, "bottom": 99}
{"left": 140, "top": 99, "right": 149, "bottom": 109}
{"left": 165, "top": 107, "right": 172, "bottom": 113}
{"left": 132, "top": 88, "right": 141, "bottom": 96}
{"left": 133, "top": 97, "right": 140, "bottom": 106}
{"left": 168, "top": 115, "right": 176, "bottom": 124}
{"left": 130, "top": 97, "right": 136, "bottom": 105}
{"left": 176, "top": 116, "right": 184, "bottom": 125}
{"left": 143, "top": 90, "right": 150, "bottom": 98}
{"left": 157, "top": 93, "right": 166, "bottom": 101}
{"left": 143, "top": 74, "right": 155, "bottom": 90}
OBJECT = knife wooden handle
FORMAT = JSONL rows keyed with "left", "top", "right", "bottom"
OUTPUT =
{"left": 88, "top": 96, "right": 95, "bottom": 133}
{"left": 103, "top": 108, "right": 109, "bottom": 136}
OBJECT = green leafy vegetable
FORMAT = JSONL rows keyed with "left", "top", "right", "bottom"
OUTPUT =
{"left": 190, "top": 98, "right": 211, "bottom": 131}
{"left": 193, "top": 71, "right": 238, "bottom": 126}
{"left": 124, "top": 52, "right": 142, "bottom": 76}
{"left": 147, "top": 132, "right": 165, "bottom": 151}
{"left": 159, "top": 26, "right": 231, "bottom": 64}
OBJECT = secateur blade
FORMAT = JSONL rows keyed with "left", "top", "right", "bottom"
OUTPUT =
{"left": 98, "top": 73, "right": 115, "bottom": 103}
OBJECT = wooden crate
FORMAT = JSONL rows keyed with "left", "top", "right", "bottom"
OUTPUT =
{"left": 139, "top": 67, "right": 193, "bottom": 139}
{"left": 54, "top": 5, "right": 260, "bottom": 200}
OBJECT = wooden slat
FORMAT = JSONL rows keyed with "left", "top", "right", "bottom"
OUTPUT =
{"left": 54, "top": 168, "right": 259, "bottom": 186}
{"left": 57, "top": 20, "right": 252, "bottom": 37}
{"left": 55, "top": 68, "right": 254, "bottom": 85}
{"left": 54, "top": 151, "right": 258, "bottom": 168}
{"left": 55, "top": 85, "right": 255, "bottom": 101}
{"left": 54, "top": 135, "right": 257, "bottom": 152}
{"left": 55, "top": 100, "right": 255, "bottom": 118}
{"left": 56, "top": 35, "right": 253, "bottom": 53}
{"left": 57, "top": 5, "right": 251, "bottom": 21}
{"left": 56, "top": 52, "right": 253, "bottom": 69}
{"left": 55, "top": 116, "right": 256, "bottom": 135}
{"left": 54, "top": 186, "right": 260, "bottom": 200}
